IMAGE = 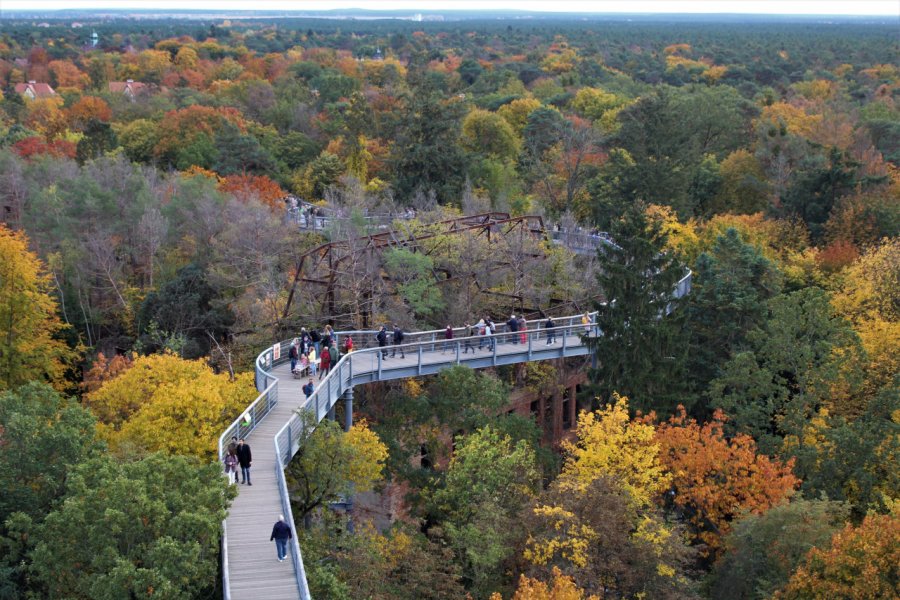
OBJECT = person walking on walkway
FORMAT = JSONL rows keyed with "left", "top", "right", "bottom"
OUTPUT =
{"left": 289, "top": 340, "right": 299, "bottom": 373}
{"left": 329, "top": 341, "right": 340, "bottom": 366}
{"left": 319, "top": 346, "right": 331, "bottom": 380}
{"left": 224, "top": 447, "right": 238, "bottom": 485}
{"left": 303, "top": 378, "right": 314, "bottom": 400}
{"left": 582, "top": 312, "right": 592, "bottom": 335}
{"left": 376, "top": 325, "right": 389, "bottom": 359}
{"left": 307, "top": 346, "right": 318, "bottom": 378}
{"left": 484, "top": 319, "right": 495, "bottom": 352}
{"left": 544, "top": 316, "right": 556, "bottom": 345}
{"left": 300, "top": 328, "right": 311, "bottom": 355}
{"left": 477, "top": 318, "right": 486, "bottom": 350}
{"left": 271, "top": 515, "right": 293, "bottom": 562}
{"left": 507, "top": 314, "right": 519, "bottom": 344}
{"left": 463, "top": 322, "right": 475, "bottom": 354}
{"left": 236, "top": 438, "right": 252, "bottom": 485}
{"left": 442, "top": 324, "right": 453, "bottom": 354}
{"left": 392, "top": 324, "right": 405, "bottom": 358}
{"left": 518, "top": 315, "right": 527, "bottom": 344}
{"left": 322, "top": 325, "right": 333, "bottom": 350}
{"left": 310, "top": 328, "right": 322, "bottom": 356}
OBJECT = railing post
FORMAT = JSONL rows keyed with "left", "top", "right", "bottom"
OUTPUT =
{"left": 492, "top": 334, "right": 498, "bottom": 366}
{"left": 528, "top": 327, "right": 533, "bottom": 360}
{"left": 562, "top": 324, "right": 568, "bottom": 353}
{"left": 418, "top": 344, "right": 423, "bottom": 375}
{"left": 285, "top": 421, "right": 292, "bottom": 463}
{"left": 377, "top": 349, "right": 382, "bottom": 379}
{"left": 455, "top": 340, "right": 460, "bottom": 364}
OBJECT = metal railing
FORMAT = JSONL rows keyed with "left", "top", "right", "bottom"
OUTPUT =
{"left": 274, "top": 435, "right": 311, "bottom": 599}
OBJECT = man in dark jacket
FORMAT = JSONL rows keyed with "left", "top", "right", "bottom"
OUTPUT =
{"left": 507, "top": 314, "right": 519, "bottom": 344}
{"left": 288, "top": 342, "right": 299, "bottom": 373}
{"left": 271, "top": 515, "right": 293, "bottom": 562}
{"left": 236, "top": 438, "right": 252, "bottom": 485}
{"left": 376, "top": 325, "right": 389, "bottom": 358}
{"left": 544, "top": 316, "right": 556, "bottom": 345}
{"left": 309, "top": 329, "right": 322, "bottom": 356}
{"left": 391, "top": 324, "right": 405, "bottom": 358}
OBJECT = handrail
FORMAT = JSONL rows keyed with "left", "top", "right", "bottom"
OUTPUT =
{"left": 221, "top": 519, "right": 231, "bottom": 600}
{"left": 274, "top": 436, "right": 311, "bottom": 599}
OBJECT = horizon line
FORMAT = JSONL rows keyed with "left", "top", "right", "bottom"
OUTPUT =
{"left": 1, "top": 1, "right": 897, "bottom": 19}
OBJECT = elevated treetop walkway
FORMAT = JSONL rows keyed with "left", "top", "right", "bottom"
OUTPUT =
{"left": 219, "top": 265, "right": 692, "bottom": 599}
{"left": 220, "top": 214, "right": 690, "bottom": 599}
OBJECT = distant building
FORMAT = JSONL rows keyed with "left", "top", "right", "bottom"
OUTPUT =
{"left": 373, "top": 47, "right": 383, "bottom": 61}
{"left": 91, "top": 30, "right": 99, "bottom": 48}
{"left": 109, "top": 79, "right": 147, "bottom": 100}
{"left": 15, "top": 81, "right": 56, "bottom": 100}
{"left": 71, "top": 22, "right": 84, "bottom": 28}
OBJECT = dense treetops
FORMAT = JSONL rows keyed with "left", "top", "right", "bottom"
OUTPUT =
{"left": 0, "top": 15, "right": 897, "bottom": 600}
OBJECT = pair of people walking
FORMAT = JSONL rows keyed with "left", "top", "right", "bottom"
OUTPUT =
{"left": 223, "top": 438, "right": 252, "bottom": 485}
{"left": 376, "top": 324, "right": 406, "bottom": 358}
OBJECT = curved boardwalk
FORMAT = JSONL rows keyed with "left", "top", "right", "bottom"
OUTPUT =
{"left": 222, "top": 319, "right": 594, "bottom": 599}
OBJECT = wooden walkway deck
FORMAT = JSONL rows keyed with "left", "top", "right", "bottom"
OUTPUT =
{"left": 224, "top": 330, "right": 591, "bottom": 600}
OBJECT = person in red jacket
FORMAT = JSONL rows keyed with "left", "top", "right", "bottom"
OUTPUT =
{"left": 319, "top": 346, "right": 331, "bottom": 380}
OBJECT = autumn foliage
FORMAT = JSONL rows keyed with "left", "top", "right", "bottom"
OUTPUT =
{"left": 491, "top": 567, "right": 599, "bottom": 600}
{"left": 653, "top": 407, "right": 799, "bottom": 556}
{"left": 81, "top": 352, "right": 134, "bottom": 394}
{"left": 0, "top": 225, "right": 75, "bottom": 391}
{"left": 776, "top": 512, "right": 900, "bottom": 599}
{"left": 12, "top": 136, "right": 77, "bottom": 160}
{"left": 83, "top": 353, "right": 253, "bottom": 460}
{"left": 218, "top": 173, "right": 286, "bottom": 210}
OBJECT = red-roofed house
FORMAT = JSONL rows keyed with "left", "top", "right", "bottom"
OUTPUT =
{"left": 15, "top": 81, "right": 56, "bottom": 100}
{"left": 109, "top": 79, "right": 147, "bottom": 100}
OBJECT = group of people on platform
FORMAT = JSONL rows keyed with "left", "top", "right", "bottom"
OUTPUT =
{"left": 372, "top": 312, "right": 594, "bottom": 358}
{"left": 287, "top": 325, "right": 354, "bottom": 381}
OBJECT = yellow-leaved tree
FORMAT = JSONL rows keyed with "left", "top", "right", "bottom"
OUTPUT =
{"left": 490, "top": 567, "right": 599, "bottom": 600}
{"left": 558, "top": 394, "right": 670, "bottom": 506}
{"left": 0, "top": 224, "right": 76, "bottom": 391}
{"left": 832, "top": 238, "right": 900, "bottom": 401}
{"left": 84, "top": 353, "right": 253, "bottom": 460}
{"left": 523, "top": 396, "right": 692, "bottom": 598}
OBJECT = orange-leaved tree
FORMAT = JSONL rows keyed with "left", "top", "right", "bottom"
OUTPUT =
{"left": 218, "top": 173, "right": 285, "bottom": 211}
{"left": 0, "top": 225, "right": 76, "bottom": 391}
{"left": 653, "top": 407, "right": 799, "bottom": 557}
{"left": 81, "top": 352, "right": 134, "bottom": 394}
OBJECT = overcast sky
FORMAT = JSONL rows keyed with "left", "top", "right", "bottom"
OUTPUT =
{"left": 1, "top": 0, "right": 898, "bottom": 16}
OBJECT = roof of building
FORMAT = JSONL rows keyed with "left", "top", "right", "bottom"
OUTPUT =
{"left": 14, "top": 81, "right": 56, "bottom": 98}
{"left": 108, "top": 80, "right": 148, "bottom": 94}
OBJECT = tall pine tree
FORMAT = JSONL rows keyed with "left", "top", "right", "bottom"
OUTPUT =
{"left": 586, "top": 202, "right": 688, "bottom": 415}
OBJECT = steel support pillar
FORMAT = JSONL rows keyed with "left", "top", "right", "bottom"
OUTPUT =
{"left": 343, "top": 388, "right": 353, "bottom": 432}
